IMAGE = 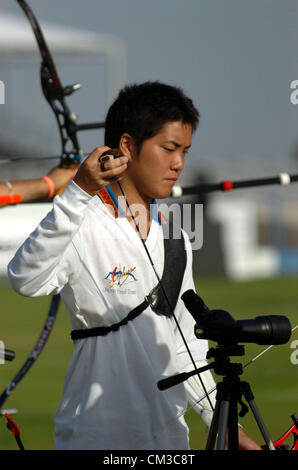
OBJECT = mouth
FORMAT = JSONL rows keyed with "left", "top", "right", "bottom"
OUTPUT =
{"left": 164, "top": 177, "right": 178, "bottom": 183}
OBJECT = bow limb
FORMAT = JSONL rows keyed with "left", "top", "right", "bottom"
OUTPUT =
{"left": 16, "top": 0, "right": 104, "bottom": 170}
{"left": 1, "top": 0, "right": 77, "bottom": 412}
{"left": 0, "top": 295, "right": 60, "bottom": 411}
{"left": 17, "top": 0, "right": 62, "bottom": 88}
{"left": 3, "top": 0, "right": 105, "bottom": 412}
{"left": 17, "top": 0, "right": 82, "bottom": 167}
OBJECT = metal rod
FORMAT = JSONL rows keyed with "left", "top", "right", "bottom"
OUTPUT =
{"left": 171, "top": 173, "right": 298, "bottom": 197}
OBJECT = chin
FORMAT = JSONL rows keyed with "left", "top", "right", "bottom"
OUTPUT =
{"left": 154, "top": 189, "right": 172, "bottom": 200}
{"left": 145, "top": 183, "right": 173, "bottom": 201}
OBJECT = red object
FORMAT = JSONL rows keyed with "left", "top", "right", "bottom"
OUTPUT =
{"left": 0, "top": 194, "right": 22, "bottom": 205}
{"left": 221, "top": 180, "right": 234, "bottom": 191}
{"left": 274, "top": 423, "right": 298, "bottom": 450}
{"left": 4, "top": 413, "right": 21, "bottom": 438}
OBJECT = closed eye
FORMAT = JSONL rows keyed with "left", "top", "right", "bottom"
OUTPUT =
{"left": 162, "top": 144, "right": 190, "bottom": 155}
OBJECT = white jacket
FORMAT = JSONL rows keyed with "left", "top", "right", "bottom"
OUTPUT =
{"left": 8, "top": 181, "right": 215, "bottom": 450}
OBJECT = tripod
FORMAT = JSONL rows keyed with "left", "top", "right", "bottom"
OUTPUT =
{"left": 158, "top": 341, "right": 278, "bottom": 450}
{"left": 205, "top": 344, "right": 275, "bottom": 450}
{"left": 159, "top": 289, "right": 292, "bottom": 450}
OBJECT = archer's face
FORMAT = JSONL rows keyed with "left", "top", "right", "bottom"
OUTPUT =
{"left": 127, "top": 120, "right": 192, "bottom": 201}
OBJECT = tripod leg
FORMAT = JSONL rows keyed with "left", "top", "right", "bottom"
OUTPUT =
{"left": 248, "top": 399, "right": 275, "bottom": 450}
{"left": 227, "top": 390, "right": 239, "bottom": 450}
{"left": 241, "top": 382, "right": 275, "bottom": 450}
{"left": 206, "top": 381, "right": 233, "bottom": 450}
{"left": 206, "top": 400, "right": 221, "bottom": 450}
{"left": 216, "top": 400, "right": 230, "bottom": 450}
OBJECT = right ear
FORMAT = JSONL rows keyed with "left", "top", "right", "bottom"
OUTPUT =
{"left": 119, "top": 133, "right": 137, "bottom": 161}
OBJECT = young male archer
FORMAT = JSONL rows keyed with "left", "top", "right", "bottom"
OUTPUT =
{"left": 8, "top": 81, "right": 260, "bottom": 450}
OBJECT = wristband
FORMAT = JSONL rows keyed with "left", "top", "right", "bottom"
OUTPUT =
{"left": 0, "top": 194, "right": 22, "bottom": 205}
{"left": 42, "top": 175, "right": 56, "bottom": 199}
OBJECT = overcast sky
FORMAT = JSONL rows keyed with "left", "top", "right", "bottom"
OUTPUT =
{"left": 1, "top": 0, "right": 298, "bottom": 180}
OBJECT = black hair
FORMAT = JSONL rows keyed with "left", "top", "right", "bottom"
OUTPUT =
{"left": 104, "top": 81, "right": 199, "bottom": 152}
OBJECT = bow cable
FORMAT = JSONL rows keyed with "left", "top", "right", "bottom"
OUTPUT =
{"left": 117, "top": 181, "right": 214, "bottom": 412}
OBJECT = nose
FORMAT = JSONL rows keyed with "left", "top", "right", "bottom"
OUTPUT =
{"left": 171, "top": 151, "right": 185, "bottom": 172}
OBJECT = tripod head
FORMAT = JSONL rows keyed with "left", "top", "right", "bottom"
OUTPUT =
{"left": 206, "top": 343, "right": 244, "bottom": 378}
{"left": 157, "top": 336, "right": 246, "bottom": 391}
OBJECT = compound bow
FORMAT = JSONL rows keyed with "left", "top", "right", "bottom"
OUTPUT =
{"left": 0, "top": 0, "right": 104, "bottom": 415}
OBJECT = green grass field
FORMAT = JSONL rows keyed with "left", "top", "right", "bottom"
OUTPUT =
{"left": 0, "top": 276, "right": 297, "bottom": 450}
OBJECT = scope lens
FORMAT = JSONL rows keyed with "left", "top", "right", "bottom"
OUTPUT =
{"left": 237, "top": 315, "right": 292, "bottom": 345}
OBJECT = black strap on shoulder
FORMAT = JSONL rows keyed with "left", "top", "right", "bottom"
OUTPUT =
{"left": 71, "top": 220, "right": 187, "bottom": 340}
{"left": 146, "top": 220, "right": 187, "bottom": 318}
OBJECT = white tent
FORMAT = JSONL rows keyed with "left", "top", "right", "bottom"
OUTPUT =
{"left": 0, "top": 11, "right": 126, "bottom": 105}
{"left": 0, "top": 10, "right": 126, "bottom": 162}
{"left": 0, "top": 11, "right": 126, "bottom": 278}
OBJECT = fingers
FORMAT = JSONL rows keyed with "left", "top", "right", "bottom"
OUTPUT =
{"left": 97, "top": 147, "right": 128, "bottom": 181}
{"left": 73, "top": 146, "right": 129, "bottom": 196}
{"left": 100, "top": 155, "right": 128, "bottom": 174}
{"left": 84, "top": 146, "right": 111, "bottom": 166}
{"left": 101, "top": 159, "right": 128, "bottom": 187}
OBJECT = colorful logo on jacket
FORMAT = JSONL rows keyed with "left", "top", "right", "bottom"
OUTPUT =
{"left": 104, "top": 265, "right": 137, "bottom": 288}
